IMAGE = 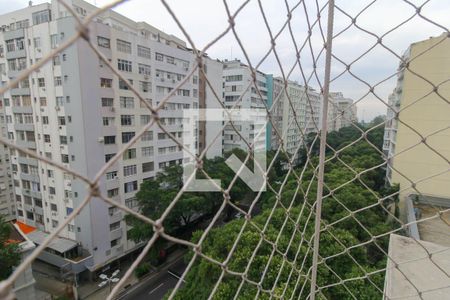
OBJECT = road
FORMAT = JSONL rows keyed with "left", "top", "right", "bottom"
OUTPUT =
{"left": 119, "top": 258, "right": 187, "bottom": 300}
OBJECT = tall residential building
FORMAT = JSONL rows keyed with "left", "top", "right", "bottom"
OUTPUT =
{"left": 270, "top": 78, "right": 306, "bottom": 159}
{"left": 384, "top": 34, "right": 450, "bottom": 218}
{"left": 327, "top": 92, "right": 357, "bottom": 132}
{"left": 0, "top": 0, "right": 222, "bottom": 280}
{"left": 222, "top": 59, "right": 268, "bottom": 153}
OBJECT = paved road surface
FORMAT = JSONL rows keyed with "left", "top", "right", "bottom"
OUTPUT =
{"left": 120, "top": 259, "right": 186, "bottom": 300}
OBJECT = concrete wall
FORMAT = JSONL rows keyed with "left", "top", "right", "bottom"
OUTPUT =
{"left": 390, "top": 35, "right": 450, "bottom": 217}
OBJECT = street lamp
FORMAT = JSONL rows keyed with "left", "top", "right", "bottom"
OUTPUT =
{"left": 98, "top": 270, "right": 120, "bottom": 293}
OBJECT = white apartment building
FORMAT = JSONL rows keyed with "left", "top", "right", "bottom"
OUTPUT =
{"left": 0, "top": 0, "right": 222, "bottom": 280}
{"left": 222, "top": 60, "right": 268, "bottom": 153}
{"left": 270, "top": 78, "right": 322, "bottom": 162}
{"left": 270, "top": 78, "right": 307, "bottom": 159}
{"left": 327, "top": 92, "right": 357, "bottom": 132}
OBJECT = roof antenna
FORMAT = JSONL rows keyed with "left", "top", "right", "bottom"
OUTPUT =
{"left": 29, "top": 1, "right": 33, "bottom": 6}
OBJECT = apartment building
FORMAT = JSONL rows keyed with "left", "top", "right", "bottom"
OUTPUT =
{"left": 222, "top": 59, "right": 268, "bottom": 153}
{"left": 0, "top": 0, "right": 222, "bottom": 280}
{"left": 384, "top": 34, "right": 450, "bottom": 219}
{"left": 269, "top": 78, "right": 322, "bottom": 163}
{"left": 327, "top": 92, "right": 357, "bottom": 132}
{"left": 270, "top": 78, "right": 306, "bottom": 159}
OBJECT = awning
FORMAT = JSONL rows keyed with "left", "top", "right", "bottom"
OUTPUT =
{"left": 27, "top": 230, "right": 78, "bottom": 253}
{"left": 15, "top": 221, "right": 36, "bottom": 234}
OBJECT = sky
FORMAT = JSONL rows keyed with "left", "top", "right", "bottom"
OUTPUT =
{"left": 2, "top": 0, "right": 449, "bottom": 121}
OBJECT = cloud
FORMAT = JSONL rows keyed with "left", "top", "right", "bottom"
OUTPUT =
{"left": 4, "top": 0, "right": 449, "bottom": 122}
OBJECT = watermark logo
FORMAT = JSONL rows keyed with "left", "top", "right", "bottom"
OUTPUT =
{"left": 182, "top": 109, "right": 267, "bottom": 192}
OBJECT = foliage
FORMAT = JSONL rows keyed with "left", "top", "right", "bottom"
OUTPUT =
{"left": 0, "top": 216, "right": 21, "bottom": 280}
{"left": 168, "top": 121, "right": 397, "bottom": 299}
{"left": 135, "top": 262, "right": 152, "bottom": 278}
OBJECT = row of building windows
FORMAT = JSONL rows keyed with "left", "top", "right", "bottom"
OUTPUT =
{"left": 97, "top": 36, "right": 152, "bottom": 60}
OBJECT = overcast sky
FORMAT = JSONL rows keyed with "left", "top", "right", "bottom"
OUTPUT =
{"left": 3, "top": 0, "right": 449, "bottom": 121}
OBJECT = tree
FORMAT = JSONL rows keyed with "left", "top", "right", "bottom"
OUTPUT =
{"left": 0, "top": 216, "right": 21, "bottom": 280}
{"left": 166, "top": 123, "right": 392, "bottom": 299}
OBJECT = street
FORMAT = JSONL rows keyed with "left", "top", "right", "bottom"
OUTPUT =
{"left": 119, "top": 258, "right": 187, "bottom": 300}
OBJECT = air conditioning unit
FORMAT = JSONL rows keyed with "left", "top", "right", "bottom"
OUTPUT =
{"left": 109, "top": 107, "right": 115, "bottom": 112}
{"left": 30, "top": 207, "right": 34, "bottom": 212}
{"left": 51, "top": 211, "right": 57, "bottom": 216}
{"left": 161, "top": 78, "right": 165, "bottom": 82}
{"left": 144, "top": 75, "right": 149, "bottom": 80}
{"left": 184, "top": 67, "right": 189, "bottom": 71}
{"left": 55, "top": 106, "right": 60, "bottom": 111}
{"left": 98, "top": 137, "right": 104, "bottom": 143}
{"left": 37, "top": 48, "right": 41, "bottom": 52}
{"left": 172, "top": 79, "right": 176, "bottom": 83}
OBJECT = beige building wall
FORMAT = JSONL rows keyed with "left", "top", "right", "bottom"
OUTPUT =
{"left": 390, "top": 34, "right": 450, "bottom": 212}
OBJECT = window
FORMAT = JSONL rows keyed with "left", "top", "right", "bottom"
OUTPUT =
{"left": 120, "top": 115, "right": 134, "bottom": 126}
{"left": 97, "top": 36, "right": 110, "bottom": 48}
{"left": 40, "top": 97, "right": 47, "bottom": 106}
{"left": 53, "top": 55, "right": 60, "bottom": 66}
{"left": 118, "top": 59, "right": 132, "bottom": 72}
{"left": 52, "top": 220, "right": 59, "bottom": 228}
{"left": 43, "top": 134, "right": 51, "bottom": 143}
{"left": 139, "top": 81, "right": 151, "bottom": 93}
{"left": 50, "top": 203, "right": 57, "bottom": 211}
{"left": 32, "top": 10, "right": 50, "bottom": 25}
{"left": 106, "top": 171, "right": 118, "bottom": 180}
{"left": 68, "top": 224, "right": 74, "bottom": 232}
{"left": 110, "top": 238, "right": 120, "bottom": 248}
{"left": 100, "top": 78, "right": 112, "bottom": 88}
{"left": 54, "top": 76, "right": 62, "bottom": 86}
{"left": 103, "top": 117, "right": 114, "bottom": 126}
{"left": 17, "top": 57, "right": 26, "bottom": 70}
{"left": 104, "top": 136, "right": 116, "bottom": 144}
{"left": 141, "top": 146, "right": 153, "bottom": 157}
{"left": 58, "top": 116, "right": 66, "bottom": 125}
{"left": 166, "top": 56, "right": 175, "bottom": 64}
{"left": 35, "top": 199, "right": 43, "bottom": 208}
{"left": 119, "top": 79, "right": 131, "bottom": 90}
{"left": 50, "top": 34, "right": 58, "bottom": 49}
{"left": 6, "top": 40, "right": 15, "bottom": 52}
{"left": 121, "top": 132, "right": 135, "bottom": 143}
{"left": 138, "top": 63, "right": 151, "bottom": 75}
{"left": 155, "top": 53, "right": 163, "bottom": 61}
{"left": 140, "top": 115, "right": 150, "bottom": 125}
{"left": 61, "top": 154, "right": 69, "bottom": 163}
{"left": 225, "top": 75, "right": 243, "bottom": 82}
{"left": 123, "top": 148, "right": 136, "bottom": 160}
{"left": 101, "top": 98, "right": 113, "bottom": 107}
{"left": 60, "top": 136, "right": 67, "bottom": 145}
{"left": 26, "top": 211, "right": 34, "bottom": 220}
{"left": 117, "top": 39, "right": 131, "bottom": 53}
{"left": 125, "top": 197, "right": 138, "bottom": 209}
{"left": 38, "top": 78, "right": 45, "bottom": 87}
{"left": 34, "top": 37, "right": 41, "bottom": 48}
{"left": 124, "top": 181, "right": 138, "bottom": 193}
{"left": 42, "top": 116, "right": 49, "bottom": 124}
{"left": 142, "top": 162, "right": 154, "bottom": 173}
{"left": 141, "top": 131, "right": 153, "bottom": 141}
{"left": 7, "top": 59, "right": 16, "bottom": 71}
{"left": 193, "top": 75, "right": 198, "bottom": 84}
{"left": 110, "top": 221, "right": 121, "bottom": 231}
{"left": 120, "top": 97, "right": 134, "bottom": 109}
{"left": 123, "top": 165, "right": 137, "bottom": 177}
{"left": 137, "top": 45, "right": 151, "bottom": 59}
{"left": 108, "top": 206, "right": 119, "bottom": 215}
{"left": 105, "top": 153, "right": 115, "bottom": 162}
{"left": 107, "top": 188, "right": 119, "bottom": 198}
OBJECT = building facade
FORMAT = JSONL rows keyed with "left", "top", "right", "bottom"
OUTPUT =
{"left": 384, "top": 34, "right": 450, "bottom": 219}
{"left": 222, "top": 60, "right": 268, "bottom": 153}
{"left": 327, "top": 92, "right": 357, "bottom": 132}
{"left": 270, "top": 78, "right": 322, "bottom": 162}
{"left": 0, "top": 0, "right": 222, "bottom": 279}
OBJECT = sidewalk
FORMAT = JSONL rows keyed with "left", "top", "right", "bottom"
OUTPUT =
{"left": 82, "top": 248, "right": 186, "bottom": 300}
